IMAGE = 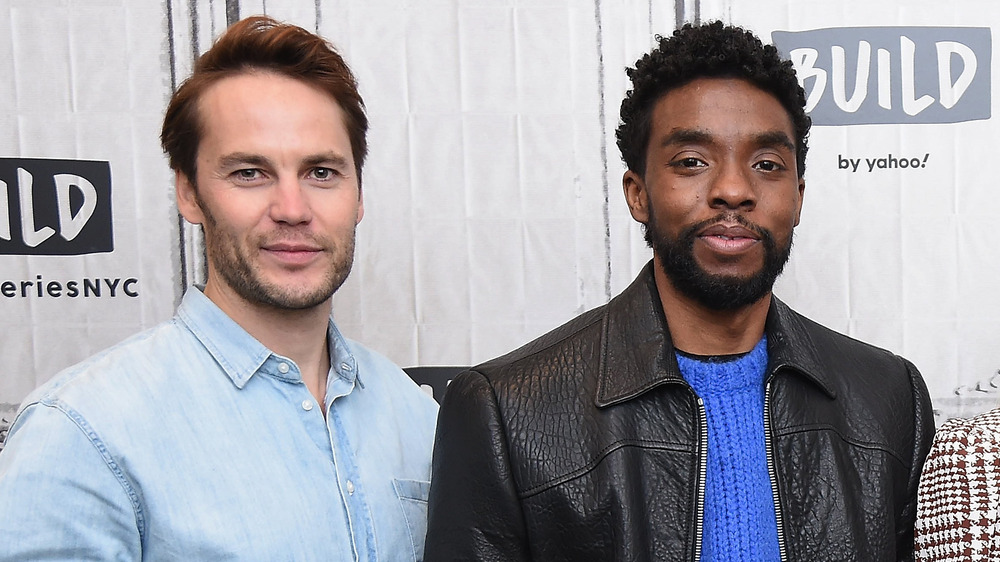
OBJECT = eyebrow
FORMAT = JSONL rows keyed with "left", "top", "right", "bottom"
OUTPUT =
{"left": 301, "top": 152, "right": 351, "bottom": 169}
{"left": 217, "top": 152, "right": 351, "bottom": 169}
{"left": 752, "top": 130, "right": 796, "bottom": 153}
{"left": 658, "top": 129, "right": 714, "bottom": 148}
{"left": 658, "top": 128, "right": 796, "bottom": 152}
{"left": 218, "top": 152, "right": 271, "bottom": 169}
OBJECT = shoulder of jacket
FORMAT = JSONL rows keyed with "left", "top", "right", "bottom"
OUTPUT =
{"left": 771, "top": 298, "right": 916, "bottom": 382}
{"left": 474, "top": 303, "right": 608, "bottom": 379}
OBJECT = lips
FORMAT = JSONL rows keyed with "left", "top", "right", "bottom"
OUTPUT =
{"left": 261, "top": 241, "right": 324, "bottom": 266}
{"left": 264, "top": 242, "right": 323, "bottom": 253}
{"left": 696, "top": 223, "right": 761, "bottom": 253}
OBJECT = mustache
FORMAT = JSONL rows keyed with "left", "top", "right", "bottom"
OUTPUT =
{"left": 683, "top": 213, "right": 771, "bottom": 241}
{"left": 254, "top": 226, "right": 329, "bottom": 246}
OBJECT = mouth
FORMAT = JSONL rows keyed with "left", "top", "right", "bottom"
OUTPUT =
{"left": 261, "top": 242, "right": 324, "bottom": 265}
{"left": 696, "top": 223, "right": 761, "bottom": 253}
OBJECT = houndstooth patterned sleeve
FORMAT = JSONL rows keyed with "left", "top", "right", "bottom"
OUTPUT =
{"left": 915, "top": 408, "right": 1000, "bottom": 561}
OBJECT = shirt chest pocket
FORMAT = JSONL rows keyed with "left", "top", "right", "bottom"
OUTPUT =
{"left": 393, "top": 478, "right": 431, "bottom": 561}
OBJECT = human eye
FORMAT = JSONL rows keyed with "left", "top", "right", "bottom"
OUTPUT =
{"left": 231, "top": 168, "right": 265, "bottom": 184}
{"left": 668, "top": 157, "right": 707, "bottom": 168}
{"left": 309, "top": 167, "right": 339, "bottom": 181}
{"left": 667, "top": 156, "right": 708, "bottom": 171}
{"left": 752, "top": 158, "right": 788, "bottom": 173}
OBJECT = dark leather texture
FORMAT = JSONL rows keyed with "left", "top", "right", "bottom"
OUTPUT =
{"left": 424, "top": 263, "right": 935, "bottom": 561}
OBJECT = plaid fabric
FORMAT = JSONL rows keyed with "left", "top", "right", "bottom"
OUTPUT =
{"left": 915, "top": 408, "right": 1000, "bottom": 561}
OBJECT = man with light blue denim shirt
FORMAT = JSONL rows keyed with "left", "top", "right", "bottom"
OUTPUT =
{"left": 0, "top": 15, "right": 437, "bottom": 561}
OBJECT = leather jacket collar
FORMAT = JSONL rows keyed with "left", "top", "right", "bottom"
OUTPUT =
{"left": 595, "top": 262, "right": 836, "bottom": 408}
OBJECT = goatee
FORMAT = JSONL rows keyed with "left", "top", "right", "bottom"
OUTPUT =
{"left": 197, "top": 193, "right": 356, "bottom": 311}
{"left": 647, "top": 211, "right": 792, "bottom": 311}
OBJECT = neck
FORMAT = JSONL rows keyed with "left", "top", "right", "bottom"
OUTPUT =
{"left": 652, "top": 256, "right": 770, "bottom": 356}
{"left": 202, "top": 281, "right": 332, "bottom": 405}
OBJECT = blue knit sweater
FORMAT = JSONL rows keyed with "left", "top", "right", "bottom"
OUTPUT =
{"left": 675, "top": 336, "right": 780, "bottom": 561}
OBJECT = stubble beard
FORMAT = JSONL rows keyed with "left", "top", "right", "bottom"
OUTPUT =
{"left": 200, "top": 205, "right": 356, "bottom": 312}
{"left": 646, "top": 208, "right": 793, "bottom": 311}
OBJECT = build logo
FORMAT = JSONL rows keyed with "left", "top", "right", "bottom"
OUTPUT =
{"left": 0, "top": 158, "right": 113, "bottom": 255}
{"left": 772, "top": 27, "right": 991, "bottom": 125}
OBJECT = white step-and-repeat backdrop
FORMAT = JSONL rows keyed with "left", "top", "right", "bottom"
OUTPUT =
{"left": 2, "top": 0, "right": 997, "bottom": 442}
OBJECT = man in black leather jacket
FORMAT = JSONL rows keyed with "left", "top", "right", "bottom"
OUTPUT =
{"left": 425, "top": 22, "right": 934, "bottom": 561}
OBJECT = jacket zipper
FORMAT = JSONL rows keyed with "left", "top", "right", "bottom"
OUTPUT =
{"left": 693, "top": 396, "right": 708, "bottom": 561}
{"left": 763, "top": 380, "right": 787, "bottom": 561}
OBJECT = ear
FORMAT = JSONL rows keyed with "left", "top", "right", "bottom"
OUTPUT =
{"left": 793, "top": 178, "right": 805, "bottom": 227}
{"left": 355, "top": 187, "right": 364, "bottom": 225}
{"left": 623, "top": 169, "right": 650, "bottom": 225}
{"left": 175, "top": 170, "right": 205, "bottom": 225}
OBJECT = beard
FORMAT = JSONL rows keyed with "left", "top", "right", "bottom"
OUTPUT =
{"left": 199, "top": 199, "right": 356, "bottom": 311}
{"left": 646, "top": 210, "right": 792, "bottom": 311}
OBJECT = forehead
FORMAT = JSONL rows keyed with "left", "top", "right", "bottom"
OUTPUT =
{"left": 197, "top": 71, "right": 346, "bottom": 133}
{"left": 650, "top": 78, "right": 795, "bottom": 141}
{"left": 194, "top": 71, "right": 352, "bottom": 161}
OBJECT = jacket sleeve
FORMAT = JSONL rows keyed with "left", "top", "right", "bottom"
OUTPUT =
{"left": 423, "top": 370, "right": 532, "bottom": 562}
{"left": 898, "top": 358, "right": 935, "bottom": 561}
{"left": 914, "top": 414, "right": 1000, "bottom": 560}
{"left": 0, "top": 402, "right": 142, "bottom": 561}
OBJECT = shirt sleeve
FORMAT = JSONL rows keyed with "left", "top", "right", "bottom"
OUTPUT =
{"left": 423, "top": 370, "right": 532, "bottom": 562}
{"left": 0, "top": 401, "right": 142, "bottom": 561}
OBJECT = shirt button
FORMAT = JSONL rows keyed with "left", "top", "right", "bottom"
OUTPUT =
{"left": 301, "top": 400, "right": 314, "bottom": 411}
{"left": 341, "top": 362, "right": 352, "bottom": 372}
{"left": 277, "top": 362, "right": 290, "bottom": 374}
{"left": 347, "top": 480, "right": 355, "bottom": 495}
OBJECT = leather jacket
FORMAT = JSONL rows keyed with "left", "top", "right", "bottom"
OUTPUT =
{"left": 425, "top": 264, "right": 935, "bottom": 561}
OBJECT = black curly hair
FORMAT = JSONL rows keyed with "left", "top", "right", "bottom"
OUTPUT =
{"left": 616, "top": 21, "right": 811, "bottom": 178}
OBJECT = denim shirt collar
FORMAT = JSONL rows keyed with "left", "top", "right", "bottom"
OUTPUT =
{"left": 175, "top": 288, "right": 359, "bottom": 390}
{"left": 327, "top": 319, "right": 361, "bottom": 388}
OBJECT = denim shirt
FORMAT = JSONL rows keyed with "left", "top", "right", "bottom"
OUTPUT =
{"left": 0, "top": 288, "right": 438, "bottom": 561}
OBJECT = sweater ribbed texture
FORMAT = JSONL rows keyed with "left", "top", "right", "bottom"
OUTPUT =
{"left": 675, "top": 336, "right": 780, "bottom": 561}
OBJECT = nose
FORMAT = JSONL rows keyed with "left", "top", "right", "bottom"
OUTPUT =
{"left": 269, "top": 176, "right": 312, "bottom": 225}
{"left": 708, "top": 161, "right": 756, "bottom": 211}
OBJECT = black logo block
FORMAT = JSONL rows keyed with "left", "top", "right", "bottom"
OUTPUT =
{"left": 0, "top": 158, "right": 113, "bottom": 255}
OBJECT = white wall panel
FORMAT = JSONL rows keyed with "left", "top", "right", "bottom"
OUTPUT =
{"left": 4, "top": 0, "right": 998, "bottom": 437}
{"left": 705, "top": 0, "right": 1000, "bottom": 420}
{"left": 1, "top": 0, "right": 175, "bottom": 414}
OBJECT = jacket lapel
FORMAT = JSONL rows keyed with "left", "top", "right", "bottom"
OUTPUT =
{"left": 595, "top": 263, "right": 685, "bottom": 408}
{"left": 764, "top": 299, "right": 838, "bottom": 398}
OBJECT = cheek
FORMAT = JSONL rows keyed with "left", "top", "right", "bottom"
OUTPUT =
{"left": 651, "top": 194, "right": 700, "bottom": 227}
{"left": 784, "top": 198, "right": 803, "bottom": 227}
{"left": 320, "top": 197, "right": 363, "bottom": 227}
{"left": 203, "top": 209, "right": 263, "bottom": 251}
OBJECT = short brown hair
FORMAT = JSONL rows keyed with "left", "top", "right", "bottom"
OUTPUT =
{"left": 160, "top": 15, "right": 368, "bottom": 185}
